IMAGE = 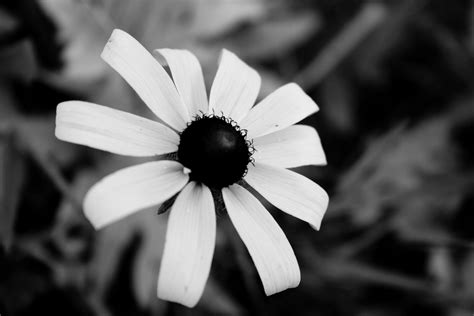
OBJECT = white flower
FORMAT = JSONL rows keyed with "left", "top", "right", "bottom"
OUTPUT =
{"left": 55, "top": 29, "right": 329, "bottom": 307}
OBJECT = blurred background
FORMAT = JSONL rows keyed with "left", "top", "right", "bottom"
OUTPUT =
{"left": 1, "top": 0, "right": 474, "bottom": 315}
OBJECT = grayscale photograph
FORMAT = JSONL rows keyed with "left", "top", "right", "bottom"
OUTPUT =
{"left": 0, "top": 0, "right": 473, "bottom": 315}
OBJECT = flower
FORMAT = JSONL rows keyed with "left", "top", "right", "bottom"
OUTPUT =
{"left": 55, "top": 29, "right": 329, "bottom": 307}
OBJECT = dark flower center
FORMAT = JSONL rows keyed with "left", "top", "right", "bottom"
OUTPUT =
{"left": 177, "top": 115, "right": 253, "bottom": 188}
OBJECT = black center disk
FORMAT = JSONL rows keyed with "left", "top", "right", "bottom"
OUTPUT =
{"left": 177, "top": 115, "right": 252, "bottom": 189}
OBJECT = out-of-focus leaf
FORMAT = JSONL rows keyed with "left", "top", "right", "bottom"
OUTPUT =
{"left": 0, "top": 126, "right": 24, "bottom": 250}
{"left": 17, "top": 168, "right": 105, "bottom": 315}
{"left": 4, "top": 0, "right": 63, "bottom": 70}
{"left": 39, "top": 0, "right": 110, "bottom": 95}
{"left": 0, "top": 86, "right": 23, "bottom": 250}
{"left": 0, "top": 7, "right": 18, "bottom": 34}
{"left": 256, "top": 67, "right": 287, "bottom": 99}
{"left": 320, "top": 73, "right": 356, "bottom": 134}
{"left": 39, "top": 0, "right": 157, "bottom": 114}
{"left": 128, "top": 211, "right": 167, "bottom": 312}
{"left": 353, "top": 0, "right": 425, "bottom": 82}
{"left": 459, "top": 252, "right": 474, "bottom": 300}
{"left": 191, "top": 0, "right": 266, "bottom": 38}
{"left": 295, "top": 2, "right": 387, "bottom": 88}
{"left": 16, "top": 115, "right": 78, "bottom": 167}
{"left": 63, "top": 157, "right": 140, "bottom": 307}
{"left": 0, "top": 40, "right": 37, "bottom": 82}
{"left": 50, "top": 170, "right": 94, "bottom": 265}
{"left": 200, "top": 277, "right": 244, "bottom": 315}
{"left": 428, "top": 247, "right": 454, "bottom": 292}
{"left": 207, "top": 12, "right": 321, "bottom": 61}
{"left": 97, "top": 0, "right": 189, "bottom": 46}
{"left": 0, "top": 250, "right": 53, "bottom": 314}
{"left": 332, "top": 106, "right": 463, "bottom": 226}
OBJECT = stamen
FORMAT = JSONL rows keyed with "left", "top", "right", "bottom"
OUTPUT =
{"left": 177, "top": 113, "right": 254, "bottom": 189}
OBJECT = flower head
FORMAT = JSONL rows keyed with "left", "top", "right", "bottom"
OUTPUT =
{"left": 55, "top": 29, "right": 329, "bottom": 307}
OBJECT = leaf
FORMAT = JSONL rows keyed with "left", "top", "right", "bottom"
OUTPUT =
{"left": 39, "top": 0, "right": 111, "bottom": 95}
{"left": 206, "top": 12, "right": 321, "bottom": 61}
{"left": 459, "top": 252, "right": 474, "bottom": 300}
{"left": 16, "top": 115, "right": 78, "bottom": 167}
{"left": 191, "top": 0, "right": 266, "bottom": 38}
{"left": 427, "top": 247, "right": 454, "bottom": 291}
{"left": 332, "top": 105, "right": 469, "bottom": 227}
{"left": 319, "top": 73, "right": 356, "bottom": 134}
{"left": 38, "top": 0, "right": 169, "bottom": 113}
{"left": 0, "top": 35, "right": 38, "bottom": 82}
{"left": 0, "top": 126, "right": 24, "bottom": 250}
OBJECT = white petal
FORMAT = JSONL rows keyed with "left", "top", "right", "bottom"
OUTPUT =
{"left": 155, "top": 49, "right": 208, "bottom": 117}
{"left": 84, "top": 161, "right": 189, "bottom": 229}
{"left": 240, "top": 83, "right": 318, "bottom": 139}
{"left": 253, "top": 125, "right": 326, "bottom": 168}
{"left": 222, "top": 184, "right": 300, "bottom": 295}
{"left": 101, "top": 29, "right": 189, "bottom": 131}
{"left": 56, "top": 101, "right": 179, "bottom": 156}
{"left": 245, "top": 163, "right": 328, "bottom": 230}
{"left": 158, "top": 182, "right": 215, "bottom": 307}
{"left": 209, "top": 49, "right": 261, "bottom": 122}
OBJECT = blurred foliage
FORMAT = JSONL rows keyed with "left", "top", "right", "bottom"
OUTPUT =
{"left": 1, "top": 0, "right": 474, "bottom": 315}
